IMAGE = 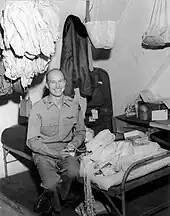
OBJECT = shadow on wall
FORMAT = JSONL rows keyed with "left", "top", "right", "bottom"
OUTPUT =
{"left": 0, "top": 92, "right": 20, "bottom": 106}
{"left": 141, "top": 42, "right": 170, "bottom": 50}
{"left": 30, "top": 71, "right": 46, "bottom": 88}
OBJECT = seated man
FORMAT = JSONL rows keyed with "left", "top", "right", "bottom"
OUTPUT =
{"left": 26, "top": 68, "right": 86, "bottom": 215}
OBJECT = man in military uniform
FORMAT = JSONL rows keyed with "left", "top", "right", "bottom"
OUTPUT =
{"left": 26, "top": 68, "right": 86, "bottom": 215}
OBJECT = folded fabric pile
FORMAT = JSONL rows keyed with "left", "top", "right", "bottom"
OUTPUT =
{"left": 79, "top": 129, "right": 165, "bottom": 190}
{"left": 81, "top": 129, "right": 135, "bottom": 177}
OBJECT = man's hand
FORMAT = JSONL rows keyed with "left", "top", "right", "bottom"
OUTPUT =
{"left": 54, "top": 143, "right": 76, "bottom": 159}
{"left": 63, "top": 142, "right": 76, "bottom": 157}
{"left": 55, "top": 150, "right": 70, "bottom": 159}
{"left": 65, "top": 142, "right": 75, "bottom": 151}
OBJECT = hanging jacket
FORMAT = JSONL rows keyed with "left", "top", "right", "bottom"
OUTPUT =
{"left": 84, "top": 68, "right": 113, "bottom": 135}
{"left": 60, "top": 15, "right": 92, "bottom": 98}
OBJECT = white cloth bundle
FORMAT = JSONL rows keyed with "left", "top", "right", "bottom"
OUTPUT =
{"left": 1, "top": 0, "right": 60, "bottom": 87}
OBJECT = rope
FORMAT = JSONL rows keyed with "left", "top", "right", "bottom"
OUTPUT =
{"left": 83, "top": 161, "right": 96, "bottom": 216}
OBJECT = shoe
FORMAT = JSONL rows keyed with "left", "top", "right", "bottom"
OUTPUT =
{"left": 41, "top": 208, "right": 61, "bottom": 216}
{"left": 62, "top": 207, "right": 78, "bottom": 216}
{"left": 34, "top": 189, "right": 53, "bottom": 213}
{"left": 51, "top": 210, "right": 62, "bottom": 216}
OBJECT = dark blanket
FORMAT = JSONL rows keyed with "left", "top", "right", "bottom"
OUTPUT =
{"left": 1, "top": 124, "right": 32, "bottom": 155}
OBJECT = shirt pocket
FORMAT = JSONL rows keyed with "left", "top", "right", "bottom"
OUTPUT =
{"left": 62, "top": 115, "right": 77, "bottom": 135}
{"left": 40, "top": 124, "right": 59, "bottom": 137}
{"left": 63, "top": 116, "right": 77, "bottom": 126}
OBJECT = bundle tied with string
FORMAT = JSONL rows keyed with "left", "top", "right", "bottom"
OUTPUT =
{"left": 85, "top": 0, "right": 117, "bottom": 49}
{"left": 142, "top": 0, "right": 170, "bottom": 49}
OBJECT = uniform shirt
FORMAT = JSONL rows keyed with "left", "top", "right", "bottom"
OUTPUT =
{"left": 26, "top": 95, "right": 86, "bottom": 158}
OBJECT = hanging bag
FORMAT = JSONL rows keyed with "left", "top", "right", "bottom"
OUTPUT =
{"left": 142, "top": 0, "right": 169, "bottom": 49}
{"left": 85, "top": 0, "right": 117, "bottom": 49}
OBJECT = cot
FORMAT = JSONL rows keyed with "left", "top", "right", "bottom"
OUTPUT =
{"left": 1, "top": 124, "right": 170, "bottom": 216}
{"left": 79, "top": 150, "right": 170, "bottom": 216}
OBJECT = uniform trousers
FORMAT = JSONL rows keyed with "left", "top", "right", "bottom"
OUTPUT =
{"left": 34, "top": 154, "right": 80, "bottom": 212}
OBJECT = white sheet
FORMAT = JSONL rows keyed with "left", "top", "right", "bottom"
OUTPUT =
{"left": 80, "top": 147, "right": 170, "bottom": 191}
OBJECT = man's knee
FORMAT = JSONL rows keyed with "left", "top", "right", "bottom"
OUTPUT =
{"left": 42, "top": 178, "right": 61, "bottom": 191}
{"left": 33, "top": 155, "right": 61, "bottom": 190}
{"left": 67, "top": 164, "right": 79, "bottom": 179}
{"left": 57, "top": 156, "right": 80, "bottom": 179}
{"left": 65, "top": 156, "right": 80, "bottom": 178}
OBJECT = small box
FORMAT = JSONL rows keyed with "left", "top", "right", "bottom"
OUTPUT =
{"left": 138, "top": 101, "right": 168, "bottom": 121}
{"left": 124, "top": 130, "right": 149, "bottom": 146}
{"left": 151, "top": 110, "right": 168, "bottom": 121}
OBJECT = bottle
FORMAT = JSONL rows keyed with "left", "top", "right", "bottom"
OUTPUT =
{"left": 19, "top": 95, "right": 32, "bottom": 118}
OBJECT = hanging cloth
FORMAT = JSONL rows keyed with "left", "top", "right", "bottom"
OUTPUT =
{"left": 85, "top": 0, "right": 117, "bottom": 49}
{"left": 0, "top": 61, "right": 13, "bottom": 96}
{"left": 142, "top": 0, "right": 170, "bottom": 49}
{"left": 1, "top": 0, "right": 60, "bottom": 88}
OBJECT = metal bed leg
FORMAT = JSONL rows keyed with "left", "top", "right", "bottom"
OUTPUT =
{"left": 103, "top": 192, "right": 123, "bottom": 216}
{"left": 120, "top": 151, "right": 170, "bottom": 216}
{"left": 3, "top": 147, "right": 8, "bottom": 178}
{"left": 121, "top": 190, "right": 126, "bottom": 216}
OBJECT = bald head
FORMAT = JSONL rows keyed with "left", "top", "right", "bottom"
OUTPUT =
{"left": 46, "top": 68, "right": 65, "bottom": 83}
{"left": 46, "top": 68, "right": 66, "bottom": 97}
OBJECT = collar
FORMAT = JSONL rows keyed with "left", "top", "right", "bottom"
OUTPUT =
{"left": 43, "top": 95, "right": 73, "bottom": 109}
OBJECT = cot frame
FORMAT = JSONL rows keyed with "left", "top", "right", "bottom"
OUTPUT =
{"left": 2, "top": 144, "right": 33, "bottom": 178}
{"left": 2, "top": 143, "right": 170, "bottom": 216}
{"left": 79, "top": 150, "right": 170, "bottom": 216}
